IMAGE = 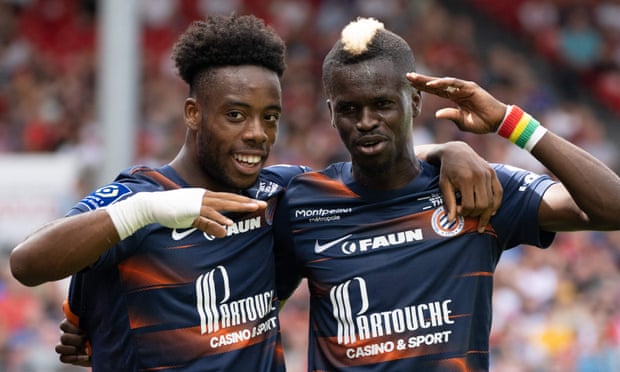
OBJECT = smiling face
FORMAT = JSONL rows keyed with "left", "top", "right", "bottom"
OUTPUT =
{"left": 326, "top": 58, "right": 421, "bottom": 187}
{"left": 185, "top": 65, "right": 281, "bottom": 192}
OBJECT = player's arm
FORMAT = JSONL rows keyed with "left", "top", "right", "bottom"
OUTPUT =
{"left": 530, "top": 131, "right": 620, "bottom": 231}
{"left": 416, "top": 142, "right": 502, "bottom": 232}
{"left": 10, "top": 189, "right": 267, "bottom": 286}
{"left": 408, "top": 72, "right": 620, "bottom": 232}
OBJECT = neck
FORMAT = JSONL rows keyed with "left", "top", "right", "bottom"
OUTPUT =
{"left": 168, "top": 146, "right": 209, "bottom": 189}
{"left": 352, "top": 157, "right": 420, "bottom": 190}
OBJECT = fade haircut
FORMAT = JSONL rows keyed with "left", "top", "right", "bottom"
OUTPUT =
{"left": 172, "top": 15, "right": 286, "bottom": 96}
{"left": 322, "top": 17, "right": 416, "bottom": 95}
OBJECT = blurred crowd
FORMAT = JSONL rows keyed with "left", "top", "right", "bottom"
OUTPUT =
{"left": 0, "top": 0, "right": 619, "bottom": 371}
{"left": 472, "top": 0, "right": 620, "bottom": 118}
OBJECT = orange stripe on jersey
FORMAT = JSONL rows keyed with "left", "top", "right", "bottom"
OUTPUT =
{"left": 130, "top": 166, "right": 181, "bottom": 191}
{"left": 303, "top": 172, "right": 360, "bottom": 198}
{"left": 435, "top": 357, "right": 468, "bottom": 371}
{"left": 134, "top": 323, "right": 276, "bottom": 366}
{"left": 309, "top": 257, "right": 331, "bottom": 264}
{"left": 118, "top": 256, "right": 189, "bottom": 292}
{"left": 141, "top": 366, "right": 177, "bottom": 371}
{"left": 63, "top": 299, "right": 80, "bottom": 327}
{"left": 449, "top": 313, "right": 472, "bottom": 321}
{"left": 168, "top": 243, "right": 199, "bottom": 250}
{"left": 62, "top": 299, "right": 92, "bottom": 357}
{"left": 460, "top": 272, "right": 493, "bottom": 278}
{"left": 128, "top": 311, "right": 159, "bottom": 330}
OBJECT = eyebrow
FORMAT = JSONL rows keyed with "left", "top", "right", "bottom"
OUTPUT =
{"left": 226, "top": 101, "right": 282, "bottom": 111}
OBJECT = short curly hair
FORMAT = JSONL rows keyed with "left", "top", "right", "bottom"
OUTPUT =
{"left": 172, "top": 15, "right": 286, "bottom": 95}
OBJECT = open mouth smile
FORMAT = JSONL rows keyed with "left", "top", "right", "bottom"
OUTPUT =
{"left": 233, "top": 153, "right": 262, "bottom": 166}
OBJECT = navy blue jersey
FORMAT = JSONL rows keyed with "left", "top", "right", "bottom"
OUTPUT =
{"left": 65, "top": 164, "right": 307, "bottom": 371}
{"left": 274, "top": 161, "right": 556, "bottom": 371}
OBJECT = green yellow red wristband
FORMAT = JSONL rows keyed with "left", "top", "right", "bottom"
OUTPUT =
{"left": 497, "top": 105, "right": 547, "bottom": 152}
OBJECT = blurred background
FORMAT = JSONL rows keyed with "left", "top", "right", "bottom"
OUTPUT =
{"left": 1, "top": 0, "right": 619, "bottom": 371}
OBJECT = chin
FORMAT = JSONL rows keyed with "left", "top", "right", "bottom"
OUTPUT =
{"left": 233, "top": 176, "right": 259, "bottom": 190}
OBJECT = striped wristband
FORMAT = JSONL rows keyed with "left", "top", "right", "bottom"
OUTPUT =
{"left": 497, "top": 105, "right": 547, "bottom": 152}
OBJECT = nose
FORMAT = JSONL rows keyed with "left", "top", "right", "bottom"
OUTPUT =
{"left": 243, "top": 117, "right": 269, "bottom": 143}
{"left": 357, "top": 107, "right": 379, "bottom": 131}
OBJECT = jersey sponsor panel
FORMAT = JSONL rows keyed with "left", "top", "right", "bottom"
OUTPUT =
{"left": 195, "top": 266, "right": 277, "bottom": 336}
{"left": 320, "top": 276, "right": 462, "bottom": 366}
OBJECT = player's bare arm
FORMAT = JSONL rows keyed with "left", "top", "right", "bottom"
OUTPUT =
{"left": 408, "top": 72, "right": 620, "bottom": 232}
{"left": 10, "top": 189, "right": 266, "bottom": 286}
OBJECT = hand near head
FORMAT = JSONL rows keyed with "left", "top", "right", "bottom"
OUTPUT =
{"left": 55, "top": 319, "right": 91, "bottom": 367}
{"left": 406, "top": 73, "right": 507, "bottom": 134}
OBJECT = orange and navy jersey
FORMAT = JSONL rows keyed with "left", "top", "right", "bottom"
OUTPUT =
{"left": 65, "top": 163, "right": 308, "bottom": 371}
{"left": 274, "top": 161, "right": 556, "bottom": 371}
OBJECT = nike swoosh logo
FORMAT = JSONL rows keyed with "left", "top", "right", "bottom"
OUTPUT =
{"left": 314, "top": 234, "right": 352, "bottom": 254}
{"left": 171, "top": 228, "right": 198, "bottom": 241}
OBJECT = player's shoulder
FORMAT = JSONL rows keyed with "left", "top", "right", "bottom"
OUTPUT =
{"left": 297, "top": 162, "right": 347, "bottom": 180}
{"left": 491, "top": 163, "right": 548, "bottom": 182}
{"left": 491, "top": 162, "right": 556, "bottom": 193}
{"left": 69, "top": 165, "right": 169, "bottom": 214}
{"left": 261, "top": 163, "right": 312, "bottom": 185}
{"left": 285, "top": 162, "right": 350, "bottom": 192}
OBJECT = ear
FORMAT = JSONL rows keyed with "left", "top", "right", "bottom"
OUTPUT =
{"left": 411, "top": 89, "right": 422, "bottom": 118}
{"left": 326, "top": 99, "right": 335, "bottom": 128}
{"left": 184, "top": 97, "right": 200, "bottom": 130}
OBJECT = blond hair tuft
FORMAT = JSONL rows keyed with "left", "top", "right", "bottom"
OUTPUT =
{"left": 341, "top": 17, "right": 385, "bottom": 55}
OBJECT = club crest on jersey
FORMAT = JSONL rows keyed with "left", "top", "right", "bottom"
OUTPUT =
{"left": 431, "top": 206, "right": 464, "bottom": 237}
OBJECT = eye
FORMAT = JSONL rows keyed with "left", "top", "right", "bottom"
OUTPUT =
{"left": 227, "top": 111, "right": 245, "bottom": 122}
{"left": 264, "top": 112, "right": 280, "bottom": 123}
{"left": 336, "top": 104, "right": 357, "bottom": 116}
{"left": 376, "top": 99, "right": 393, "bottom": 109}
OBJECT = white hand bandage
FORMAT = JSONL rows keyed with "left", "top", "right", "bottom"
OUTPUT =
{"left": 105, "top": 188, "right": 205, "bottom": 240}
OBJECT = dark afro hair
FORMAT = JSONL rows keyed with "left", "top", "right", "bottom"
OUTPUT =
{"left": 172, "top": 15, "right": 286, "bottom": 92}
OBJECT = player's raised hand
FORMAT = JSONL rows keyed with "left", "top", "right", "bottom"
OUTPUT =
{"left": 406, "top": 72, "right": 507, "bottom": 134}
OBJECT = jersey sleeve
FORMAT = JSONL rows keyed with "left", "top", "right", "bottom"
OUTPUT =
{"left": 260, "top": 164, "right": 311, "bottom": 188}
{"left": 64, "top": 168, "right": 166, "bottom": 269}
{"left": 66, "top": 167, "right": 169, "bottom": 216}
{"left": 491, "top": 163, "right": 557, "bottom": 249}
